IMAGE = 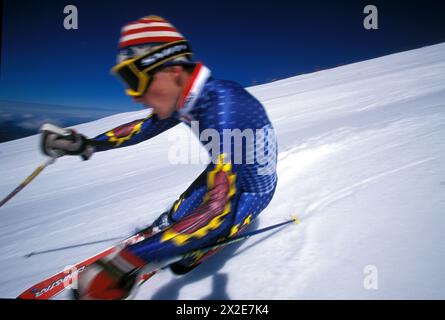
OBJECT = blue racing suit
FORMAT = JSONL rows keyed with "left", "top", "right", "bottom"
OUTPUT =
{"left": 90, "top": 64, "right": 278, "bottom": 267}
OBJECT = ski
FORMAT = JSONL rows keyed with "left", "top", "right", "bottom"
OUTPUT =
{"left": 17, "top": 217, "right": 299, "bottom": 299}
{"left": 17, "top": 231, "right": 150, "bottom": 299}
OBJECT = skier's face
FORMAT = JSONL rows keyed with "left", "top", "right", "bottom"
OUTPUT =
{"left": 134, "top": 66, "right": 186, "bottom": 119}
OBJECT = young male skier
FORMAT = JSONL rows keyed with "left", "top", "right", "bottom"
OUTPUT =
{"left": 41, "top": 15, "right": 278, "bottom": 299}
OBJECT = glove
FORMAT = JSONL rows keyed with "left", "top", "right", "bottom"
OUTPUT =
{"left": 150, "top": 210, "right": 174, "bottom": 234}
{"left": 40, "top": 123, "right": 94, "bottom": 160}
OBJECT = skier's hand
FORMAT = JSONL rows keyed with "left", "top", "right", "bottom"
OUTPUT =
{"left": 40, "top": 124, "right": 94, "bottom": 160}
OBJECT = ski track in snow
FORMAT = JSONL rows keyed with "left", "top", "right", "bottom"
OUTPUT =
{"left": 1, "top": 43, "right": 445, "bottom": 299}
{"left": 306, "top": 157, "right": 437, "bottom": 215}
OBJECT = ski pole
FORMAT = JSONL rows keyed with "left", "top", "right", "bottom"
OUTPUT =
{"left": 137, "top": 216, "right": 300, "bottom": 286}
{"left": 182, "top": 216, "right": 300, "bottom": 261}
{"left": 0, "top": 157, "right": 56, "bottom": 209}
{"left": 25, "top": 236, "right": 124, "bottom": 258}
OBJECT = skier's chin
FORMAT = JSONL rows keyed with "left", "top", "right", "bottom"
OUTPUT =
{"left": 156, "top": 112, "right": 170, "bottom": 120}
{"left": 153, "top": 108, "right": 175, "bottom": 120}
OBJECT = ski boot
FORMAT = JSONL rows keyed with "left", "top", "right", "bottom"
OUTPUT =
{"left": 72, "top": 248, "right": 146, "bottom": 300}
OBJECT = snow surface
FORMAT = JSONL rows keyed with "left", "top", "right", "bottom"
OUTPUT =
{"left": 1, "top": 43, "right": 445, "bottom": 299}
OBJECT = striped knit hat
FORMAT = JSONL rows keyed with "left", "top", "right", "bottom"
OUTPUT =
{"left": 117, "top": 15, "right": 193, "bottom": 64}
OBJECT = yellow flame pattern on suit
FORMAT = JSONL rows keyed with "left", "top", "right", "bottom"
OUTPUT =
{"left": 172, "top": 197, "right": 184, "bottom": 213}
{"left": 229, "top": 213, "right": 253, "bottom": 238}
{"left": 105, "top": 115, "right": 151, "bottom": 146}
{"left": 186, "top": 213, "right": 254, "bottom": 266}
{"left": 161, "top": 154, "right": 237, "bottom": 246}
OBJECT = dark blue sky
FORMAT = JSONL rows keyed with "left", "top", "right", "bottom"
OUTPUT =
{"left": 1, "top": 0, "right": 445, "bottom": 114}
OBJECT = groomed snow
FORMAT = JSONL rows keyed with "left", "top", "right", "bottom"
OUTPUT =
{"left": 1, "top": 43, "right": 444, "bottom": 299}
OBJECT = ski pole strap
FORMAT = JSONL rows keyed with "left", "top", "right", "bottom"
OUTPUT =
{"left": 0, "top": 157, "right": 56, "bottom": 208}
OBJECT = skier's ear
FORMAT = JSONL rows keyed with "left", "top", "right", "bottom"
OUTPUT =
{"left": 161, "top": 66, "right": 182, "bottom": 84}
{"left": 170, "top": 66, "right": 185, "bottom": 85}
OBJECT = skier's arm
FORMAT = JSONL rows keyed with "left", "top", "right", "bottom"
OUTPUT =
{"left": 90, "top": 114, "right": 180, "bottom": 152}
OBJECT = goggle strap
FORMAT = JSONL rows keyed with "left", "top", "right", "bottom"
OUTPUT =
{"left": 134, "top": 40, "right": 192, "bottom": 72}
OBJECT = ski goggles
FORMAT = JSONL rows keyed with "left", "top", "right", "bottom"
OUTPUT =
{"left": 111, "top": 40, "right": 193, "bottom": 97}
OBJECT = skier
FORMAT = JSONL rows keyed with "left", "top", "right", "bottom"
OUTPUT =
{"left": 41, "top": 15, "right": 278, "bottom": 300}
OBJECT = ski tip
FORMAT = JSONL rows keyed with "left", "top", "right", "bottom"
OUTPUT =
{"left": 291, "top": 215, "right": 301, "bottom": 224}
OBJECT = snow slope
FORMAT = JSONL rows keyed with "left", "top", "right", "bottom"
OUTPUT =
{"left": 1, "top": 43, "right": 445, "bottom": 299}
